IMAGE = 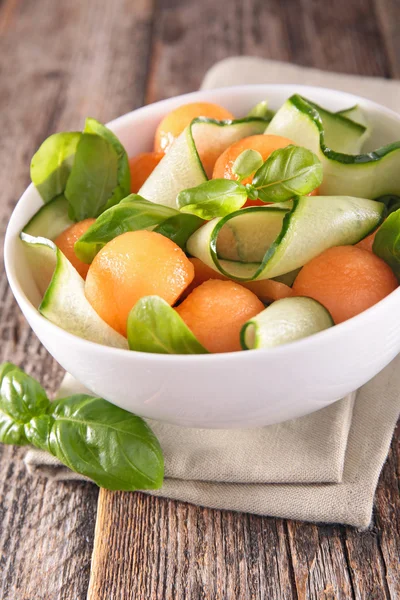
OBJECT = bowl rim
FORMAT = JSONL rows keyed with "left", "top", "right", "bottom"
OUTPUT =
{"left": 5, "top": 83, "right": 400, "bottom": 363}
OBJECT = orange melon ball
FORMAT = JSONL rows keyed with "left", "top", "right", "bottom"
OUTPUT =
{"left": 154, "top": 102, "right": 234, "bottom": 154}
{"left": 176, "top": 279, "right": 264, "bottom": 353}
{"left": 128, "top": 152, "right": 164, "bottom": 193}
{"left": 85, "top": 230, "right": 194, "bottom": 336}
{"left": 54, "top": 218, "right": 96, "bottom": 279}
{"left": 292, "top": 245, "right": 398, "bottom": 324}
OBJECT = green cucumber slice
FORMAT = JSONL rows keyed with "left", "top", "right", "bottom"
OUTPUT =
{"left": 307, "top": 100, "right": 368, "bottom": 153}
{"left": 139, "top": 117, "right": 267, "bottom": 208}
{"left": 20, "top": 233, "right": 128, "bottom": 349}
{"left": 267, "top": 95, "right": 400, "bottom": 197}
{"left": 186, "top": 196, "right": 385, "bottom": 280}
{"left": 336, "top": 105, "right": 368, "bottom": 128}
{"left": 241, "top": 297, "right": 334, "bottom": 349}
{"left": 267, "top": 96, "right": 368, "bottom": 154}
{"left": 22, "top": 195, "right": 73, "bottom": 240}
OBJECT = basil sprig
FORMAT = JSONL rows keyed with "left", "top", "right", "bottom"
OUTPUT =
{"left": 127, "top": 296, "right": 208, "bottom": 354}
{"left": 30, "top": 118, "right": 131, "bottom": 221}
{"left": 0, "top": 363, "right": 164, "bottom": 490}
{"left": 75, "top": 195, "right": 204, "bottom": 263}
{"left": 252, "top": 145, "right": 323, "bottom": 203}
{"left": 176, "top": 145, "right": 323, "bottom": 220}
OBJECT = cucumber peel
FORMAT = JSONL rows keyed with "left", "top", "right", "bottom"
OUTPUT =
{"left": 20, "top": 233, "right": 128, "bottom": 349}
{"left": 186, "top": 196, "right": 385, "bottom": 280}
{"left": 241, "top": 297, "right": 334, "bottom": 349}
{"left": 139, "top": 117, "right": 268, "bottom": 208}
{"left": 267, "top": 95, "right": 400, "bottom": 197}
{"left": 22, "top": 195, "right": 74, "bottom": 241}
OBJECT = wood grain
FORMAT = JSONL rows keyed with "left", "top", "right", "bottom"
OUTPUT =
{"left": 88, "top": 490, "right": 298, "bottom": 600}
{"left": 0, "top": 0, "right": 399, "bottom": 599}
{"left": 0, "top": 0, "right": 153, "bottom": 598}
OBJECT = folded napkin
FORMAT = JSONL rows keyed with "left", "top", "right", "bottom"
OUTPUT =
{"left": 25, "top": 58, "right": 400, "bottom": 528}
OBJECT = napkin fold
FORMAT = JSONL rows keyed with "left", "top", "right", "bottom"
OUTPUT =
{"left": 24, "top": 58, "right": 400, "bottom": 528}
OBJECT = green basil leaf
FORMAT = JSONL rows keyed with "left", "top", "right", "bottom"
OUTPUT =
{"left": 84, "top": 118, "right": 131, "bottom": 210}
{"left": 0, "top": 364, "right": 50, "bottom": 424}
{"left": 74, "top": 195, "right": 178, "bottom": 263}
{"left": 24, "top": 414, "right": 52, "bottom": 452}
{"left": 31, "top": 132, "right": 81, "bottom": 203}
{"left": 177, "top": 180, "right": 247, "bottom": 220}
{"left": 66, "top": 133, "right": 119, "bottom": 221}
{"left": 27, "top": 395, "right": 164, "bottom": 490}
{"left": 373, "top": 208, "right": 400, "bottom": 280}
{"left": 252, "top": 145, "right": 323, "bottom": 203}
{"left": 232, "top": 149, "right": 264, "bottom": 182}
{"left": 153, "top": 213, "right": 204, "bottom": 250}
{"left": 127, "top": 296, "right": 208, "bottom": 354}
{"left": 0, "top": 413, "right": 27, "bottom": 445}
{"left": 0, "top": 363, "right": 50, "bottom": 446}
{"left": 247, "top": 100, "right": 275, "bottom": 121}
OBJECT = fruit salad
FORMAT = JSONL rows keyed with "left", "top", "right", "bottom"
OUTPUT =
{"left": 20, "top": 96, "right": 400, "bottom": 354}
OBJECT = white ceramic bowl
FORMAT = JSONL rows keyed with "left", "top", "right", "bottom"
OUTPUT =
{"left": 5, "top": 85, "right": 400, "bottom": 428}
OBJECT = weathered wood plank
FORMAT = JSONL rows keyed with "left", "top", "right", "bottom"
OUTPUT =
{"left": 373, "top": 0, "right": 400, "bottom": 78}
{"left": 145, "top": 0, "right": 243, "bottom": 103}
{"left": 287, "top": 522, "right": 355, "bottom": 600}
{"left": 88, "top": 490, "right": 298, "bottom": 600}
{"left": 146, "top": 0, "right": 392, "bottom": 105}
{"left": 374, "top": 424, "right": 400, "bottom": 599}
{"left": 0, "top": 0, "right": 155, "bottom": 598}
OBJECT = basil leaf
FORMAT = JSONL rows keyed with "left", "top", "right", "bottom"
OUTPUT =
{"left": 26, "top": 394, "right": 164, "bottom": 490}
{"left": 127, "top": 296, "right": 208, "bottom": 354}
{"left": 0, "top": 364, "right": 50, "bottom": 446}
{"left": 0, "top": 364, "right": 50, "bottom": 423}
{"left": 373, "top": 208, "right": 400, "bottom": 280}
{"left": 232, "top": 149, "right": 264, "bottom": 182}
{"left": 177, "top": 180, "right": 247, "bottom": 220}
{"left": 31, "top": 132, "right": 81, "bottom": 203}
{"left": 66, "top": 133, "right": 119, "bottom": 221}
{"left": 24, "top": 414, "right": 52, "bottom": 452}
{"left": 153, "top": 213, "right": 204, "bottom": 250}
{"left": 74, "top": 195, "right": 178, "bottom": 263}
{"left": 84, "top": 118, "right": 131, "bottom": 210}
{"left": 252, "top": 145, "right": 323, "bottom": 203}
{"left": 247, "top": 100, "right": 274, "bottom": 121}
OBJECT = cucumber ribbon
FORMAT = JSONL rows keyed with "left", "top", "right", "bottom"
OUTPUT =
{"left": 187, "top": 196, "right": 385, "bottom": 281}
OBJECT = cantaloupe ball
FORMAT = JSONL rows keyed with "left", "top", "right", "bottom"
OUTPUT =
{"left": 54, "top": 218, "right": 96, "bottom": 279}
{"left": 85, "top": 230, "right": 194, "bottom": 336}
{"left": 292, "top": 245, "right": 398, "bottom": 324}
{"left": 176, "top": 279, "right": 264, "bottom": 353}
{"left": 128, "top": 152, "right": 164, "bottom": 193}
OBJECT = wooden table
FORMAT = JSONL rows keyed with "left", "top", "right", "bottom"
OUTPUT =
{"left": 0, "top": 1, "right": 399, "bottom": 598}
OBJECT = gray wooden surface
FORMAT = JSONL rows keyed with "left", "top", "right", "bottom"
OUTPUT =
{"left": 0, "top": 0, "right": 399, "bottom": 598}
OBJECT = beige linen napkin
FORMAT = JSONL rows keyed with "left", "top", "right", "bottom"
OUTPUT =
{"left": 24, "top": 58, "right": 400, "bottom": 528}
